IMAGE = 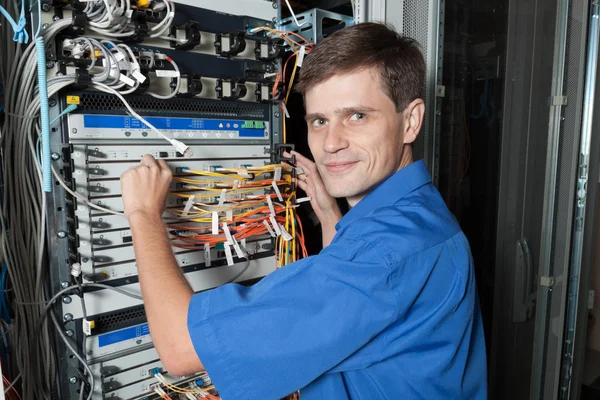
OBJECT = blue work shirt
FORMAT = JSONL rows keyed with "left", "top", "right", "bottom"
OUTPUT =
{"left": 187, "top": 160, "right": 488, "bottom": 399}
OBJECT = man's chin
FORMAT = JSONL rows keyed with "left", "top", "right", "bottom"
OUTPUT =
{"left": 324, "top": 183, "right": 359, "bottom": 199}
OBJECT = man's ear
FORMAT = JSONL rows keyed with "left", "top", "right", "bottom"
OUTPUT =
{"left": 402, "top": 99, "right": 425, "bottom": 144}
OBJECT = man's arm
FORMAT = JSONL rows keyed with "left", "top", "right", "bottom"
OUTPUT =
{"left": 121, "top": 154, "right": 203, "bottom": 376}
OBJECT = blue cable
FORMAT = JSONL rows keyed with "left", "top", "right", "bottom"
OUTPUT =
{"left": 0, "top": 0, "right": 29, "bottom": 43}
{"left": 50, "top": 104, "right": 78, "bottom": 125}
{"left": 34, "top": 0, "right": 42, "bottom": 39}
{"left": 36, "top": 37, "right": 52, "bottom": 192}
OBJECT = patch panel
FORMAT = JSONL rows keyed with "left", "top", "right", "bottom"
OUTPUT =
{"left": 84, "top": 238, "right": 272, "bottom": 282}
{"left": 62, "top": 255, "right": 277, "bottom": 319}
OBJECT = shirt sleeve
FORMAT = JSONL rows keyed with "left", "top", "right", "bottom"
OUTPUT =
{"left": 186, "top": 238, "right": 398, "bottom": 400}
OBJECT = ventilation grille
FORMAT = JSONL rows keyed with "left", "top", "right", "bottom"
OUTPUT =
{"left": 92, "top": 305, "right": 146, "bottom": 334}
{"left": 543, "top": 0, "right": 586, "bottom": 396}
{"left": 402, "top": 0, "right": 431, "bottom": 162}
{"left": 71, "top": 92, "right": 267, "bottom": 119}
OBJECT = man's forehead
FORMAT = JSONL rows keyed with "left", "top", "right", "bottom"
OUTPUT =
{"left": 304, "top": 69, "right": 391, "bottom": 114}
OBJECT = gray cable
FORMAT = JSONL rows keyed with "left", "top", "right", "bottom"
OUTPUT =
{"left": 49, "top": 313, "right": 94, "bottom": 400}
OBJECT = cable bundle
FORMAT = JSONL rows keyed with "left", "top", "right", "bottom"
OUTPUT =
{"left": 81, "top": 0, "right": 175, "bottom": 39}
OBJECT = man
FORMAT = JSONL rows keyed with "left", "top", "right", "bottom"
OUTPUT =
{"left": 120, "top": 22, "right": 487, "bottom": 399}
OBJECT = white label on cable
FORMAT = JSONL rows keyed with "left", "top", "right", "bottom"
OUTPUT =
{"left": 218, "top": 189, "right": 227, "bottom": 206}
{"left": 297, "top": 45, "right": 306, "bottom": 67}
{"left": 270, "top": 216, "right": 281, "bottom": 236}
{"left": 212, "top": 212, "right": 219, "bottom": 235}
{"left": 272, "top": 181, "right": 283, "bottom": 202}
{"left": 233, "top": 180, "right": 239, "bottom": 189}
{"left": 241, "top": 238, "right": 246, "bottom": 248}
{"left": 224, "top": 243, "right": 234, "bottom": 266}
{"left": 263, "top": 220, "right": 276, "bottom": 237}
{"left": 182, "top": 195, "right": 195, "bottom": 216}
{"left": 279, "top": 224, "right": 293, "bottom": 241}
{"left": 169, "top": 11, "right": 175, "bottom": 17}
{"left": 155, "top": 69, "right": 181, "bottom": 78}
{"left": 281, "top": 102, "right": 291, "bottom": 118}
{"left": 232, "top": 237, "right": 246, "bottom": 259}
{"left": 114, "top": 52, "right": 125, "bottom": 61}
{"left": 274, "top": 167, "right": 282, "bottom": 182}
{"left": 132, "top": 69, "right": 147, "bottom": 83}
{"left": 226, "top": 209, "right": 233, "bottom": 221}
{"left": 222, "top": 222, "right": 234, "bottom": 245}
{"left": 126, "top": 9, "right": 134, "bottom": 18}
{"left": 82, "top": 319, "right": 93, "bottom": 336}
{"left": 119, "top": 74, "right": 136, "bottom": 87}
{"left": 296, "top": 196, "right": 311, "bottom": 203}
{"left": 238, "top": 172, "right": 252, "bottom": 178}
{"left": 266, "top": 195, "right": 275, "bottom": 216}
{"left": 204, "top": 244, "right": 211, "bottom": 267}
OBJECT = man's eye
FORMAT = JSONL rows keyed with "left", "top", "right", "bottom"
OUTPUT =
{"left": 349, "top": 113, "right": 366, "bottom": 121}
{"left": 312, "top": 119, "right": 327, "bottom": 127}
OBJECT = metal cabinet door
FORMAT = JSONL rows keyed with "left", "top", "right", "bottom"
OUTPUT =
{"left": 489, "top": 0, "right": 559, "bottom": 398}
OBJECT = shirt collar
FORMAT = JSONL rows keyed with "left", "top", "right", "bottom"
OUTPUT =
{"left": 336, "top": 160, "right": 432, "bottom": 230}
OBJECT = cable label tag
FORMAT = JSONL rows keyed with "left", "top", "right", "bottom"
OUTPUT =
{"left": 182, "top": 195, "right": 195, "bottom": 216}
{"left": 224, "top": 243, "right": 234, "bottom": 266}
{"left": 270, "top": 216, "right": 281, "bottom": 236}
{"left": 204, "top": 244, "right": 211, "bottom": 266}
{"left": 296, "top": 196, "right": 311, "bottom": 203}
{"left": 126, "top": 9, "right": 134, "bottom": 18}
{"left": 241, "top": 238, "right": 247, "bottom": 248}
{"left": 233, "top": 180, "right": 239, "bottom": 189}
{"left": 263, "top": 220, "right": 276, "bottom": 237}
{"left": 132, "top": 69, "right": 147, "bottom": 83}
{"left": 272, "top": 181, "right": 283, "bottom": 202}
{"left": 279, "top": 224, "right": 293, "bottom": 241}
{"left": 113, "top": 51, "right": 125, "bottom": 61}
{"left": 155, "top": 70, "right": 181, "bottom": 78}
{"left": 222, "top": 222, "right": 234, "bottom": 245}
{"left": 266, "top": 195, "right": 275, "bottom": 216}
{"left": 119, "top": 74, "right": 136, "bottom": 87}
{"left": 297, "top": 45, "right": 306, "bottom": 67}
{"left": 218, "top": 189, "right": 227, "bottom": 206}
{"left": 226, "top": 209, "right": 233, "bottom": 221}
{"left": 232, "top": 237, "right": 246, "bottom": 259}
{"left": 281, "top": 102, "right": 291, "bottom": 118}
{"left": 212, "top": 212, "right": 219, "bottom": 235}
{"left": 273, "top": 167, "right": 282, "bottom": 182}
{"left": 82, "top": 319, "right": 94, "bottom": 336}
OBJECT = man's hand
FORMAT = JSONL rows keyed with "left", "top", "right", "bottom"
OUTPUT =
{"left": 120, "top": 154, "right": 173, "bottom": 220}
{"left": 286, "top": 151, "right": 342, "bottom": 247}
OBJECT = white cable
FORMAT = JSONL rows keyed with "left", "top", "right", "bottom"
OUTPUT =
{"left": 148, "top": 55, "right": 181, "bottom": 99}
{"left": 51, "top": 167, "right": 125, "bottom": 216}
{"left": 91, "top": 82, "right": 193, "bottom": 157}
{"left": 284, "top": 0, "right": 308, "bottom": 27}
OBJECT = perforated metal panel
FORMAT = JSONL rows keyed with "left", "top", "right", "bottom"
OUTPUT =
{"left": 539, "top": 0, "right": 588, "bottom": 397}
{"left": 401, "top": 0, "right": 430, "bottom": 162}
{"left": 72, "top": 91, "right": 268, "bottom": 118}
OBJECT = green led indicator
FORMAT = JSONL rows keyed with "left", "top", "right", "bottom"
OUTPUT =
{"left": 242, "top": 120, "right": 265, "bottom": 129}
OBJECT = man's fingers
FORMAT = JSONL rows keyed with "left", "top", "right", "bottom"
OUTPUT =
{"left": 157, "top": 158, "right": 170, "bottom": 171}
{"left": 297, "top": 179, "right": 309, "bottom": 193}
{"left": 290, "top": 151, "right": 318, "bottom": 174}
{"left": 140, "top": 154, "right": 158, "bottom": 168}
{"left": 290, "top": 150, "right": 312, "bottom": 166}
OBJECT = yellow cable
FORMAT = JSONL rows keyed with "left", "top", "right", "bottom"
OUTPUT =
{"left": 285, "top": 57, "right": 299, "bottom": 104}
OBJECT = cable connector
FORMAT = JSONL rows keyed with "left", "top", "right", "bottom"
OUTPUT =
{"left": 168, "top": 139, "right": 192, "bottom": 158}
{"left": 70, "top": 263, "right": 82, "bottom": 278}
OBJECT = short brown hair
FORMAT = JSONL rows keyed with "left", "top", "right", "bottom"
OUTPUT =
{"left": 296, "top": 22, "right": 426, "bottom": 111}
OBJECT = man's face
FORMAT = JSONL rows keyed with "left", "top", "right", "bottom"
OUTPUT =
{"left": 305, "top": 68, "right": 414, "bottom": 205}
